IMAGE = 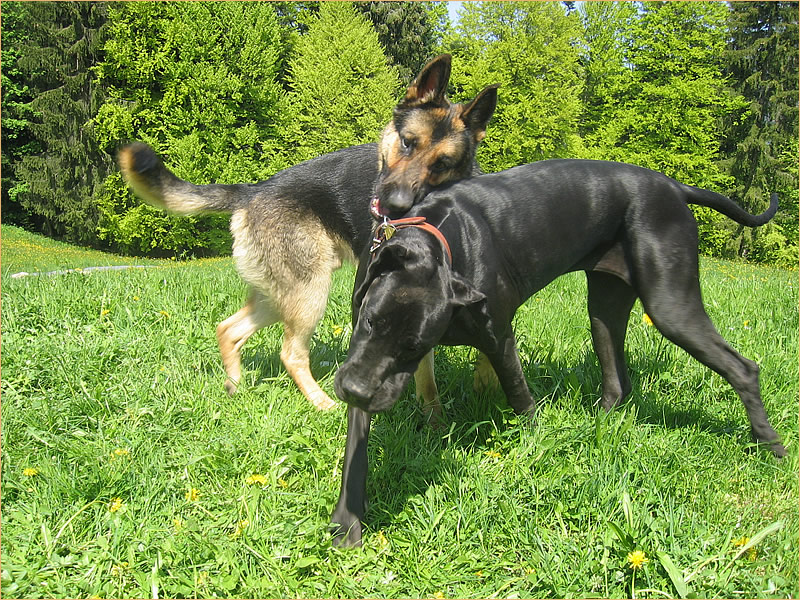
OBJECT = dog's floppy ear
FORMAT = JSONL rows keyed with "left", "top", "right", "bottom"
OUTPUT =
{"left": 351, "top": 243, "right": 411, "bottom": 321}
{"left": 401, "top": 54, "right": 452, "bottom": 108}
{"left": 449, "top": 272, "right": 499, "bottom": 351}
{"left": 461, "top": 84, "right": 499, "bottom": 142}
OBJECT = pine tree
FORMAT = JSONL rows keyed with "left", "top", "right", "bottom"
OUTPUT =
{"left": 354, "top": 2, "right": 448, "bottom": 81}
{"left": 8, "top": 2, "right": 112, "bottom": 243}
{"left": 444, "top": 1, "right": 585, "bottom": 171}
{"left": 286, "top": 2, "right": 400, "bottom": 160}
{"left": 721, "top": 1, "right": 799, "bottom": 262}
{"left": 94, "top": 2, "right": 287, "bottom": 255}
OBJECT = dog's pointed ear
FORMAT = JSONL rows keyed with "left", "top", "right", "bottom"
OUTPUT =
{"left": 449, "top": 272, "right": 499, "bottom": 351}
{"left": 401, "top": 54, "right": 452, "bottom": 108}
{"left": 461, "top": 84, "right": 499, "bottom": 142}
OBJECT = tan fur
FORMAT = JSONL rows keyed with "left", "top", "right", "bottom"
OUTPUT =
{"left": 217, "top": 204, "right": 354, "bottom": 409}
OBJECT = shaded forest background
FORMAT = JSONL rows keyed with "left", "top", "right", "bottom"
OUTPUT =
{"left": 2, "top": 1, "right": 797, "bottom": 266}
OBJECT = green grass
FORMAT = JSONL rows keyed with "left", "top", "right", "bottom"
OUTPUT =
{"left": 2, "top": 224, "right": 798, "bottom": 599}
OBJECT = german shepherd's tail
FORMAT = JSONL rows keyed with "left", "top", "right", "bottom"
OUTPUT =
{"left": 118, "top": 143, "right": 244, "bottom": 215}
{"left": 681, "top": 184, "right": 778, "bottom": 227}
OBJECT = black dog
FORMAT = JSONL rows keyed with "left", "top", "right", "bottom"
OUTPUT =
{"left": 330, "top": 158, "right": 785, "bottom": 547}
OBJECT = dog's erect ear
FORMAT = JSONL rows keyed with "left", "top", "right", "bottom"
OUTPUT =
{"left": 461, "top": 84, "right": 499, "bottom": 142}
{"left": 401, "top": 54, "right": 452, "bottom": 108}
{"left": 449, "top": 272, "right": 499, "bottom": 351}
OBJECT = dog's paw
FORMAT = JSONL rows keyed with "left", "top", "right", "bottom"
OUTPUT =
{"left": 309, "top": 391, "right": 337, "bottom": 411}
{"left": 224, "top": 379, "right": 239, "bottom": 396}
{"left": 330, "top": 518, "right": 363, "bottom": 548}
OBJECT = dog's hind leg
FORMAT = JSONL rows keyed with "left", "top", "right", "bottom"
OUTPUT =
{"left": 473, "top": 351, "right": 500, "bottom": 392}
{"left": 414, "top": 350, "right": 442, "bottom": 422}
{"left": 634, "top": 245, "right": 785, "bottom": 457}
{"left": 279, "top": 273, "right": 338, "bottom": 411}
{"left": 217, "top": 290, "right": 279, "bottom": 395}
{"left": 586, "top": 271, "right": 637, "bottom": 411}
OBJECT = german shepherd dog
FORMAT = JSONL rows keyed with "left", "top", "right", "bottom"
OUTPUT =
{"left": 118, "top": 54, "right": 498, "bottom": 411}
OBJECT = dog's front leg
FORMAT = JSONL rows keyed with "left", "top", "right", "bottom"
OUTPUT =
{"left": 484, "top": 334, "right": 536, "bottom": 416}
{"left": 330, "top": 405, "right": 372, "bottom": 547}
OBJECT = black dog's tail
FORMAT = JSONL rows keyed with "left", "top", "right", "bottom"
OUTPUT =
{"left": 118, "top": 143, "right": 245, "bottom": 215}
{"left": 682, "top": 184, "right": 778, "bottom": 227}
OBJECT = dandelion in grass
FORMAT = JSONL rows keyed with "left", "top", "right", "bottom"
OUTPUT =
{"left": 23, "top": 467, "right": 39, "bottom": 477}
{"left": 185, "top": 487, "right": 200, "bottom": 502}
{"left": 110, "top": 448, "right": 130, "bottom": 460}
{"left": 433, "top": 592, "right": 445, "bottom": 599}
{"left": 158, "top": 310, "right": 170, "bottom": 319}
{"left": 743, "top": 320, "right": 751, "bottom": 329}
{"left": 484, "top": 449, "right": 502, "bottom": 460}
{"left": 231, "top": 519, "right": 249, "bottom": 538}
{"left": 643, "top": 313, "right": 654, "bottom": 327}
{"left": 173, "top": 518, "right": 185, "bottom": 532}
{"left": 332, "top": 325, "right": 344, "bottom": 336}
{"left": 133, "top": 296, "right": 140, "bottom": 301}
{"left": 277, "top": 477, "right": 289, "bottom": 488}
{"left": 246, "top": 474, "right": 268, "bottom": 486}
{"left": 110, "top": 561, "right": 129, "bottom": 577}
{"left": 733, "top": 536, "right": 750, "bottom": 548}
{"left": 627, "top": 549, "right": 649, "bottom": 570}
{"left": 375, "top": 530, "right": 389, "bottom": 548}
{"left": 101, "top": 309, "right": 110, "bottom": 317}
{"left": 109, "top": 497, "right": 125, "bottom": 513}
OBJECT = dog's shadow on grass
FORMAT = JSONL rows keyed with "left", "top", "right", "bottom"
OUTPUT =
{"left": 362, "top": 347, "right": 751, "bottom": 533}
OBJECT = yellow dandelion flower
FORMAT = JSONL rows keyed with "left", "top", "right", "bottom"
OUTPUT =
{"left": 733, "top": 536, "right": 750, "bottom": 548}
{"left": 158, "top": 310, "right": 170, "bottom": 319}
{"left": 23, "top": 467, "right": 39, "bottom": 477}
{"left": 332, "top": 325, "right": 344, "bottom": 336}
{"left": 111, "top": 561, "right": 129, "bottom": 577}
{"left": 277, "top": 477, "right": 289, "bottom": 488}
{"left": 101, "top": 309, "right": 110, "bottom": 317}
{"left": 196, "top": 572, "right": 209, "bottom": 586}
{"left": 173, "top": 518, "right": 185, "bottom": 532}
{"left": 109, "top": 497, "right": 125, "bottom": 513}
{"left": 484, "top": 449, "right": 502, "bottom": 460}
{"left": 627, "top": 549, "right": 649, "bottom": 570}
{"left": 743, "top": 320, "right": 751, "bottom": 328}
{"left": 434, "top": 592, "right": 445, "bottom": 599}
{"left": 747, "top": 547, "right": 757, "bottom": 561}
{"left": 133, "top": 296, "right": 140, "bottom": 301}
{"left": 376, "top": 530, "right": 389, "bottom": 547}
{"left": 643, "top": 313, "right": 654, "bottom": 327}
{"left": 246, "top": 474, "right": 268, "bottom": 486}
{"left": 111, "top": 448, "right": 130, "bottom": 460}
{"left": 185, "top": 487, "right": 200, "bottom": 502}
{"left": 475, "top": 570, "right": 483, "bottom": 578}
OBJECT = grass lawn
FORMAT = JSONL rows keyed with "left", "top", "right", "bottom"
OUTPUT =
{"left": 2, "top": 224, "right": 798, "bottom": 598}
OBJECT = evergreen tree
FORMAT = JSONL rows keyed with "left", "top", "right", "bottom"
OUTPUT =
{"left": 444, "top": 1, "right": 585, "bottom": 172}
{"left": 354, "top": 2, "right": 449, "bottom": 81}
{"left": 1, "top": 2, "right": 38, "bottom": 228}
{"left": 286, "top": 2, "right": 400, "bottom": 160}
{"left": 7, "top": 2, "right": 112, "bottom": 244}
{"left": 721, "top": 1, "right": 799, "bottom": 263}
{"left": 94, "top": 2, "right": 287, "bottom": 255}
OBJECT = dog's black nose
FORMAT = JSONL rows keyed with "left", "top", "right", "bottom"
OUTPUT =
{"left": 384, "top": 187, "right": 415, "bottom": 215}
{"left": 334, "top": 370, "right": 372, "bottom": 409}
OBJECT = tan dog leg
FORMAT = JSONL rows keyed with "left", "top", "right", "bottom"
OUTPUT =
{"left": 216, "top": 291, "right": 278, "bottom": 395}
{"left": 473, "top": 351, "right": 500, "bottom": 392}
{"left": 279, "top": 272, "right": 338, "bottom": 411}
{"left": 414, "top": 350, "right": 442, "bottom": 422}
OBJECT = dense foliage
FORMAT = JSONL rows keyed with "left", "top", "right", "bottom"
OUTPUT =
{"left": 2, "top": 1, "right": 797, "bottom": 265}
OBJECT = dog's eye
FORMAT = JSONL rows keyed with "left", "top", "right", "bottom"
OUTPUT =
{"left": 431, "top": 157, "right": 452, "bottom": 173}
{"left": 400, "top": 136, "right": 414, "bottom": 154}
